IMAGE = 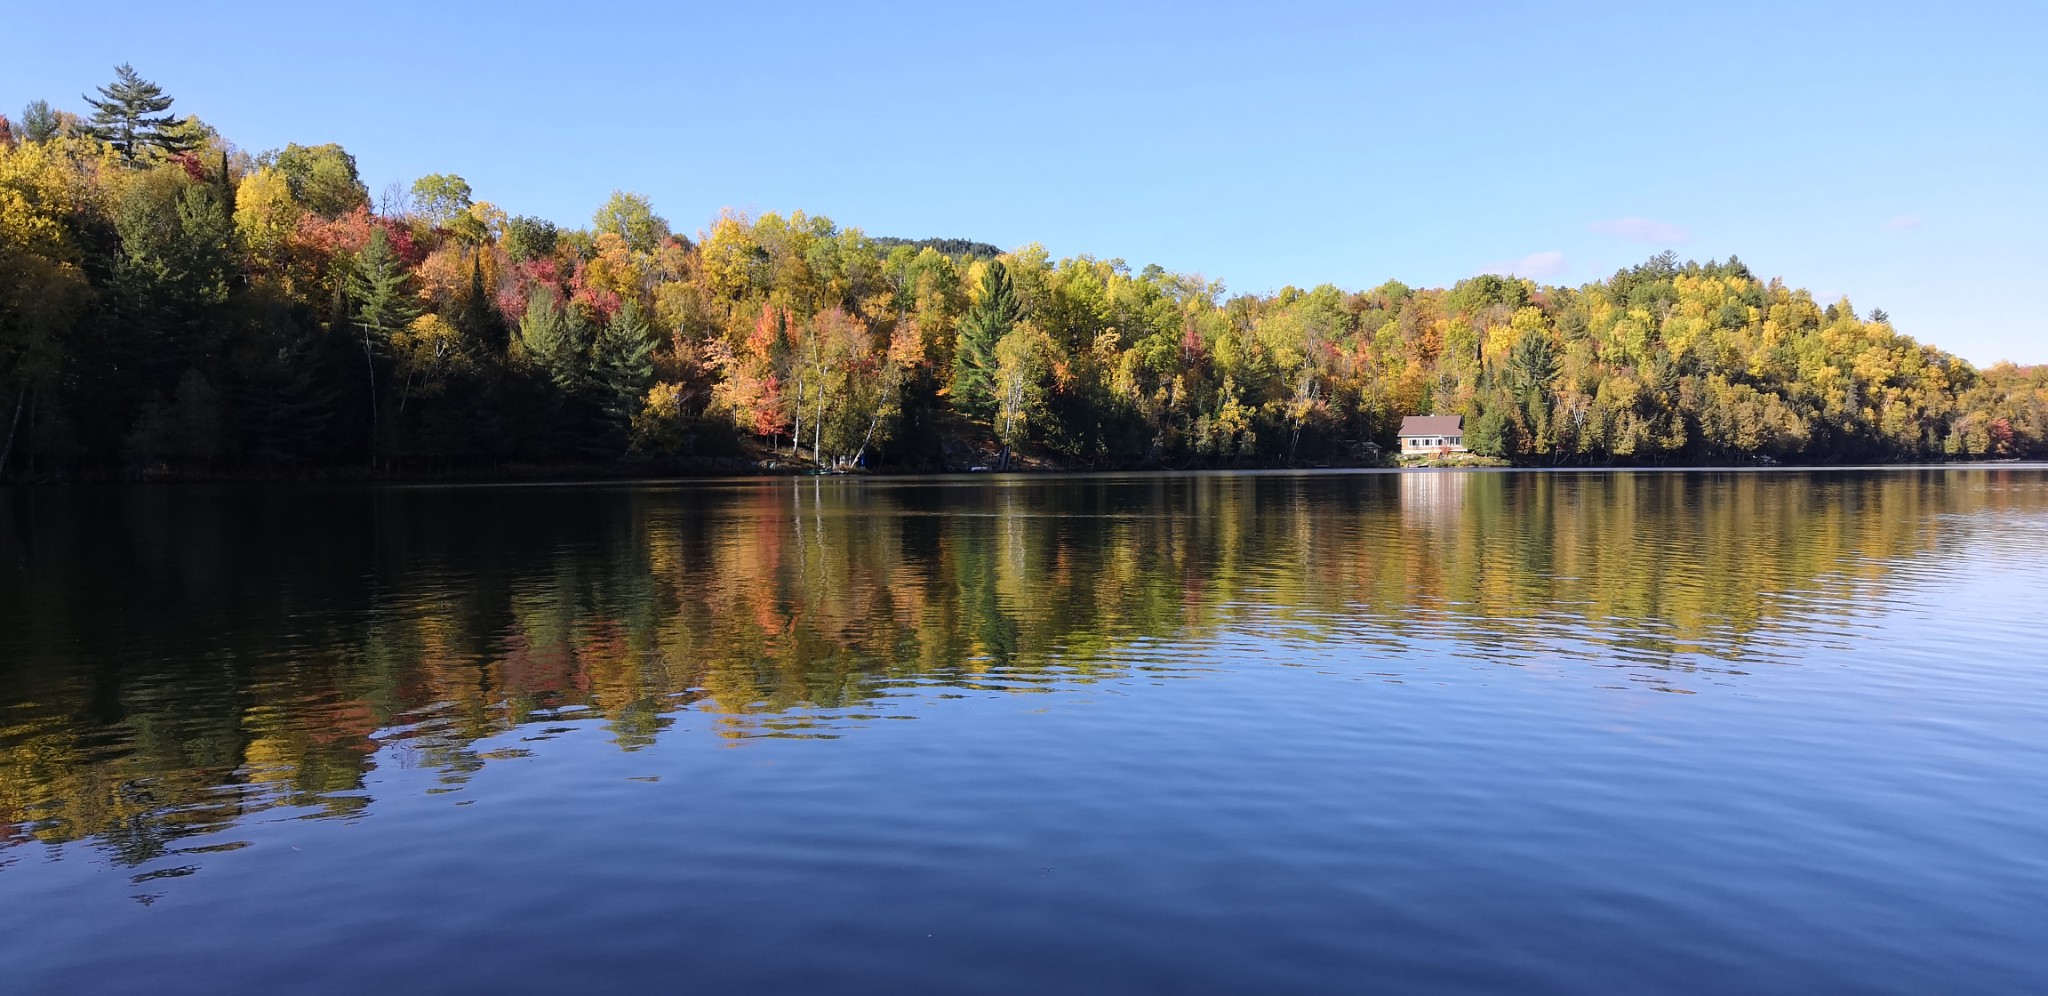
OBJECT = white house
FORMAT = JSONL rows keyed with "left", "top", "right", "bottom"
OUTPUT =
{"left": 1398, "top": 415, "right": 1467, "bottom": 455}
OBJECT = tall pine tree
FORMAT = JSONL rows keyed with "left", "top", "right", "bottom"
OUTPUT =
{"left": 592, "top": 302, "right": 656, "bottom": 440}
{"left": 83, "top": 64, "right": 193, "bottom": 162}
{"left": 348, "top": 228, "right": 419, "bottom": 466}
{"left": 457, "top": 251, "right": 505, "bottom": 351}
{"left": 951, "top": 259, "right": 1019, "bottom": 418}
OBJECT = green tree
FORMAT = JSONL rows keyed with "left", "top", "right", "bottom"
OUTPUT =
{"left": 952, "top": 259, "right": 1019, "bottom": 417}
{"left": 1506, "top": 328, "right": 1558, "bottom": 459}
{"left": 504, "top": 215, "right": 558, "bottom": 262}
{"left": 409, "top": 173, "right": 473, "bottom": 228}
{"left": 82, "top": 64, "right": 193, "bottom": 161}
{"left": 456, "top": 252, "right": 505, "bottom": 351}
{"left": 592, "top": 191, "right": 669, "bottom": 253}
{"left": 111, "top": 170, "right": 234, "bottom": 396}
{"left": 348, "top": 228, "right": 419, "bottom": 465}
{"left": 1465, "top": 405, "right": 1514, "bottom": 458}
{"left": 18, "top": 101, "right": 60, "bottom": 144}
{"left": 593, "top": 302, "right": 657, "bottom": 433}
{"left": 266, "top": 143, "right": 368, "bottom": 217}
{"left": 518, "top": 286, "right": 582, "bottom": 389}
{"left": 235, "top": 302, "right": 339, "bottom": 466}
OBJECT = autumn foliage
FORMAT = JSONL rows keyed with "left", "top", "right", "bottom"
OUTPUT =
{"left": 2, "top": 81, "right": 2044, "bottom": 477}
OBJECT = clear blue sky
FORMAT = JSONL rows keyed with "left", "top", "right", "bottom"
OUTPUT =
{"left": 6, "top": 1, "right": 2043, "bottom": 364}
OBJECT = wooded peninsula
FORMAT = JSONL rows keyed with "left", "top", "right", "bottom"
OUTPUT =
{"left": 3, "top": 67, "right": 2043, "bottom": 480}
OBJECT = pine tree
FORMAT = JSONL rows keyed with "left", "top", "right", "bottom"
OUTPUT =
{"left": 112, "top": 176, "right": 234, "bottom": 381}
{"left": 83, "top": 64, "right": 193, "bottom": 161}
{"left": 1506, "top": 330, "right": 1557, "bottom": 459}
{"left": 518, "top": 287, "right": 581, "bottom": 389}
{"left": 951, "top": 259, "right": 1018, "bottom": 417}
{"left": 457, "top": 252, "right": 505, "bottom": 351}
{"left": 348, "top": 228, "right": 419, "bottom": 466}
{"left": 237, "top": 305, "right": 339, "bottom": 466}
{"left": 593, "top": 302, "right": 656, "bottom": 431}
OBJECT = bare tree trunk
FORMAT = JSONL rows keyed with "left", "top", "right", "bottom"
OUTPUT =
{"left": 789, "top": 377, "right": 803, "bottom": 457}
{"left": 811, "top": 362, "right": 830, "bottom": 466}
{"left": 853, "top": 410, "right": 884, "bottom": 468}
{"left": 0, "top": 382, "right": 25, "bottom": 480}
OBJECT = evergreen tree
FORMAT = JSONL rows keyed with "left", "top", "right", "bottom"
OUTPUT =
{"left": 1506, "top": 329, "right": 1557, "bottom": 457}
{"left": 951, "top": 259, "right": 1018, "bottom": 417}
{"left": 348, "top": 228, "right": 418, "bottom": 465}
{"left": 1465, "top": 405, "right": 1514, "bottom": 458}
{"left": 518, "top": 286, "right": 581, "bottom": 389}
{"left": 82, "top": 64, "right": 193, "bottom": 161}
{"left": 114, "top": 175, "right": 234, "bottom": 376}
{"left": 237, "top": 304, "right": 339, "bottom": 466}
{"left": 592, "top": 302, "right": 656, "bottom": 431}
{"left": 457, "top": 252, "right": 505, "bottom": 351}
{"left": 213, "top": 151, "right": 237, "bottom": 238}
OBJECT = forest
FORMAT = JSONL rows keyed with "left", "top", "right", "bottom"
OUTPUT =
{"left": 2, "top": 66, "right": 2044, "bottom": 480}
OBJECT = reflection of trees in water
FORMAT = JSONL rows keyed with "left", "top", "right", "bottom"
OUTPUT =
{"left": 0, "top": 470, "right": 2039, "bottom": 864}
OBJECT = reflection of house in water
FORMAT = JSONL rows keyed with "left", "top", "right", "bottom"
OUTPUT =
{"left": 1400, "top": 469, "right": 1468, "bottom": 523}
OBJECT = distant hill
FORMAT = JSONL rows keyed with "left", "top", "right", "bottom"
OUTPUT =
{"left": 869, "top": 236, "right": 1002, "bottom": 260}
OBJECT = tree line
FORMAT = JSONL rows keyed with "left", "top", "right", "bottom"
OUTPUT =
{"left": 3, "top": 67, "right": 2043, "bottom": 479}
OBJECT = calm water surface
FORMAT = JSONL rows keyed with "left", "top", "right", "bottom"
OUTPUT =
{"left": 3, "top": 469, "right": 2046, "bottom": 993}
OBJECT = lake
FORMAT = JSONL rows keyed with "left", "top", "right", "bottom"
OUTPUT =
{"left": 2, "top": 469, "right": 2045, "bottom": 993}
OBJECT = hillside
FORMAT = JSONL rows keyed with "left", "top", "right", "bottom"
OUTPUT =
{"left": 3, "top": 81, "right": 2044, "bottom": 480}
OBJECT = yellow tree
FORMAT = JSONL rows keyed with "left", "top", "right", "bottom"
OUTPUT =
{"left": 232, "top": 166, "right": 303, "bottom": 287}
{"left": 0, "top": 140, "right": 93, "bottom": 472}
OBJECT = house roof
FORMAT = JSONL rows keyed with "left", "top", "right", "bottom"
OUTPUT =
{"left": 1398, "top": 415, "right": 1464, "bottom": 437}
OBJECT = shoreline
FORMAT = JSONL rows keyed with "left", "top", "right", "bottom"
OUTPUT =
{"left": 5, "top": 459, "right": 2044, "bottom": 490}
